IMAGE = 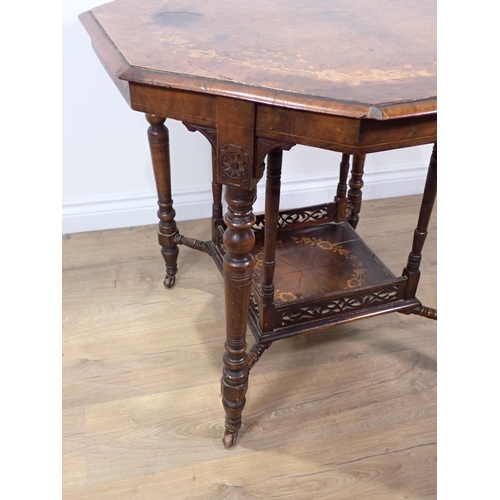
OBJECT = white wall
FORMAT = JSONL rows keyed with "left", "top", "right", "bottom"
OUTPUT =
{"left": 62, "top": 0, "right": 434, "bottom": 234}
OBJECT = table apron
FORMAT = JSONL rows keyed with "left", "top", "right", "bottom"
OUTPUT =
{"left": 130, "top": 83, "right": 436, "bottom": 157}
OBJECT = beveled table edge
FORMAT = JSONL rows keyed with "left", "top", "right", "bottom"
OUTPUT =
{"left": 79, "top": 10, "right": 437, "bottom": 121}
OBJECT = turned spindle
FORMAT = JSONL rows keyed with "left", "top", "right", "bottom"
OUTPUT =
{"left": 262, "top": 148, "right": 283, "bottom": 305}
{"left": 403, "top": 143, "right": 437, "bottom": 299}
{"left": 347, "top": 153, "right": 366, "bottom": 229}
{"left": 146, "top": 114, "right": 179, "bottom": 288}
{"left": 335, "top": 153, "right": 351, "bottom": 222}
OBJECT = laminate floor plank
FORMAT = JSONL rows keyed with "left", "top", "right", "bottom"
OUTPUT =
{"left": 62, "top": 194, "right": 436, "bottom": 498}
{"left": 63, "top": 314, "right": 435, "bottom": 410}
{"left": 62, "top": 407, "right": 87, "bottom": 490}
{"left": 65, "top": 417, "right": 435, "bottom": 499}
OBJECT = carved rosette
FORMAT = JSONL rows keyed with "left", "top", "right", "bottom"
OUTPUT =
{"left": 222, "top": 151, "right": 247, "bottom": 178}
{"left": 219, "top": 143, "right": 251, "bottom": 188}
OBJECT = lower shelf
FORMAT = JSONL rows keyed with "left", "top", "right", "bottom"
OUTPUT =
{"left": 208, "top": 220, "right": 418, "bottom": 342}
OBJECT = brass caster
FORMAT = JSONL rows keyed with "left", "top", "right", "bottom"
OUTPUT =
{"left": 163, "top": 276, "right": 176, "bottom": 289}
{"left": 222, "top": 431, "right": 237, "bottom": 449}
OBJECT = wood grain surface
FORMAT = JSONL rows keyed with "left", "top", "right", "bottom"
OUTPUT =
{"left": 62, "top": 194, "right": 436, "bottom": 499}
{"left": 80, "top": 0, "right": 436, "bottom": 119}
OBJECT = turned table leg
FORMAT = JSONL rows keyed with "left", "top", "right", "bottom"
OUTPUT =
{"left": 262, "top": 148, "right": 283, "bottom": 305}
{"left": 403, "top": 143, "right": 437, "bottom": 300}
{"left": 347, "top": 153, "right": 366, "bottom": 229}
{"left": 212, "top": 178, "right": 224, "bottom": 243}
{"left": 335, "top": 153, "right": 351, "bottom": 222}
{"left": 146, "top": 114, "right": 179, "bottom": 288}
{"left": 221, "top": 185, "right": 256, "bottom": 448}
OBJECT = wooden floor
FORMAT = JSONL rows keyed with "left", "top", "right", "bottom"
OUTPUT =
{"left": 62, "top": 195, "right": 437, "bottom": 499}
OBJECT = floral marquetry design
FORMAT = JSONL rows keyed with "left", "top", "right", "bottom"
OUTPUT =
{"left": 251, "top": 233, "right": 369, "bottom": 304}
{"left": 347, "top": 263, "right": 365, "bottom": 289}
{"left": 291, "top": 236, "right": 350, "bottom": 256}
{"left": 274, "top": 289, "right": 298, "bottom": 302}
{"left": 290, "top": 235, "right": 367, "bottom": 290}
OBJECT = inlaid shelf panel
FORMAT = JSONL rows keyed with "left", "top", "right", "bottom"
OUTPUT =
{"left": 208, "top": 212, "right": 416, "bottom": 343}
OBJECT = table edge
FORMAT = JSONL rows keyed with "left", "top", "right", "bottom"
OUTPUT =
{"left": 79, "top": 10, "right": 437, "bottom": 121}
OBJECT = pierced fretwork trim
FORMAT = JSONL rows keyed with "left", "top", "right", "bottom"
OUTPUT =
{"left": 253, "top": 206, "right": 329, "bottom": 231}
{"left": 280, "top": 286, "right": 399, "bottom": 326}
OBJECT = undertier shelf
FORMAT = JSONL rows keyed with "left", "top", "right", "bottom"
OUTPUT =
{"left": 208, "top": 221, "right": 416, "bottom": 342}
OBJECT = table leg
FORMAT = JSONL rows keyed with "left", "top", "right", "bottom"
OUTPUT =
{"left": 211, "top": 142, "right": 225, "bottom": 243}
{"left": 221, "top": 185, "right": 256, "bottom": 448}
{"left": 347, "top": 153, "right": 366, "bottom": 229}
{"left": 335, "top": 153, "right": 351, "bottom": 222}
{"left": 262, "top": 148, "right": 283, "bottom": 304}
{"left": 403, "top": 143, "right": 437, "bottom": 299}
{"left": 146, "top": 114, "right": 179, "bottom": 288}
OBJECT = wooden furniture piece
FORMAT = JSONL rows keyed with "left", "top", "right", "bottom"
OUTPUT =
{"left": 79, "top": 0, "right": 437, "bottom": 448}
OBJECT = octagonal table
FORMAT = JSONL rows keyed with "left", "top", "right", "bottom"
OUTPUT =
{"left": 80, "top": 0, "right": 436, "bottom": 448}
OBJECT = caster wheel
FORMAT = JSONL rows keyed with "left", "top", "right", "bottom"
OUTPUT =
{"left": 164, "top": 276, "right": 176, "bottom": 289}
{"left": 222, "top": 431, "right": 237, "bottom": 449}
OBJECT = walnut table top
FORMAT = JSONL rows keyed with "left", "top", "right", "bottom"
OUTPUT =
{"left": 80, "top": 0, "right": 436, "bottom": 120}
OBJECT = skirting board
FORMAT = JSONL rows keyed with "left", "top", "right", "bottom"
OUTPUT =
{"left": 62, "top": 163, "right": 428, "bottom": 234}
